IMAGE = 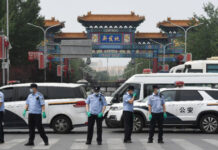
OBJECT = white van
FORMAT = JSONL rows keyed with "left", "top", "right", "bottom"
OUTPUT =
{"left": 169, "top": 60, "right": 218, "bottom": 73}
{"left": 1, "top": 83, "right": 88, "bottom": 133}
{"left": 105, "top": 73, "right": 218, "bottom": 127}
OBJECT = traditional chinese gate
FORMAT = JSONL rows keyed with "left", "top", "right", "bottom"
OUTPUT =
{"left": 77, "top": 12, "right": 186, "bottom": 72}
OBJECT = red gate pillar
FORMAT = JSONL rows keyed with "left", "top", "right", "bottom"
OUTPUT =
{"left": 152, "top": 58, "right": 158, "bottom": 73}
{"left": 152, "top": 50, "right": 158, "bottom": 73}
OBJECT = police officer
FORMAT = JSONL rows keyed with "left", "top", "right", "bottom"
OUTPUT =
{"left": 23, "top": 83, "right": 48, "bottom": 146}
{"left": 0, "top": 91, "right": 4, "bottom": 144}
{"left": 147, "top": 85, "right": 167, "bottom": 144}
{"left": 85, "top": 86, "right": 107, "bottom": 145}
{"left": 123, "top": 86, "right": 136, "bottom": 143}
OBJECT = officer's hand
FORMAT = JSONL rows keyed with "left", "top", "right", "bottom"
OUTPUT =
{"left": 23, "top": 110, "right": 27, "bottom": 117}
{"left": 148, "top": 114, "right": 152, "bottom": 121}
{"left": 98, "top": 112, "right": 103, "bottom": 118}
{"left": 164, "top": 112, "right": 167, "bottom": 119}
{"left": 133, "top": 93, "right": 137, "bottom": 97}
{"left": 87, "top": 112, "right": 91, "bottom": 117}
{"left": 42, "top": 112, "right": 46, "bottom": 119}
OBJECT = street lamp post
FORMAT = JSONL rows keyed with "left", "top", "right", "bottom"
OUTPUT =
{"left": 150, "top": 39, "right": 172, "bottom": 66}
{"left": 167, "top": 21, "right": 203, "bottom": 53}
{"left": 122, "top": 68, "right": 135, "bottom": 79}
{"left": 135, "top": 62, "right": 144, "bottom": 74}
{"left": 6, "top": 0, "right": 9, "bottom": 84}
{"left": 27, "top": 23, "right": 61, "bottom": 82}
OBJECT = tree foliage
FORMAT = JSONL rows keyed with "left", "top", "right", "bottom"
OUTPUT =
{"left": 0, "top": 0, "right": 44, "bottom": 66}
{"left": 123, "top": 58, "right": 150, "bottom": 79}
{"left": 187, "top": 2, "right": 218, "bottom": 60}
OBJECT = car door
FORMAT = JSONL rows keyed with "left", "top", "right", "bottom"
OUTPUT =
{"left": 3, "top": 87, "right": 28, "bottom": 128}
{"left": 175, "top": 90, "right": 204, "bottom": 122}
{"left": 160, "top": 90, "right": 180, "bottom": 124}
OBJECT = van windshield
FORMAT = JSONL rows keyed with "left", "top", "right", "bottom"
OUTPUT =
{"left": 111, "top": 83, "right": 141, "bottom": 102}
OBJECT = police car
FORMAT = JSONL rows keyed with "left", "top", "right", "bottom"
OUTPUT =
{"left": 107, "top": 82, "right": 218, "bottom": 133}
{"left": 0, "top": 83, "right": 88, "bottom": 133}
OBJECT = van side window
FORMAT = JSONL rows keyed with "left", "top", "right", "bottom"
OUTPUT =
{"left": 47, "top": 87, "right": 85, "bottom": 99}
{"left": 160, "top": 90, "right": 176, "bottom": 102}
{"left": 113, "top": 84, "right": 141, "bottom": 103}
{"left": 205, "top": 91, "right": 218, "bottom": 100}
{"left": 207, "top": 64, "right": 218, "bottom": 73}
{"left": 144, "top": 84, "right": 174, "bottom": 98}
{"left": 38, "top": 87, "right": 48, "bottom": 99}
{"left": 2, "top": 88, "right": 15, "bottom": 102}
{"left": 16, "top": 86, "right": 47, "bottom": 101}
{"left": 187, "top": 69, "right": 203, "bottom": 73}
{"left": 17, "top": 87, "right": 29, "bottom": 101}
{"left": 178, "top": 90, "right": 203, "bottom": 101}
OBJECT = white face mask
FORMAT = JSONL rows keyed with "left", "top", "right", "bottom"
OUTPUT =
{"left": 30, "top": 89, "right": 34, "bottom": 93}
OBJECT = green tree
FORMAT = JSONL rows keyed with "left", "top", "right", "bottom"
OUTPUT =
{"left": 123, "top": 58, "right": 150, "bottom": 79}
{"left": 0, "top": 0, "right": 44, "bottom": 66}
{"left": 187, "top": 2, "right": 218, "bottom": 60}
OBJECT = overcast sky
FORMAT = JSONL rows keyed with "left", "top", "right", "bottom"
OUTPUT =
{"left": 39, "top": 0, "right": 218, "bottom": 67}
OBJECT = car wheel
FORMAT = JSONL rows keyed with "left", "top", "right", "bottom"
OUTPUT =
{"left": 105, "top": 118, "right": 116, "bottom": 128}
{"left": 133, "top": 114, "right": 144, "bottom": 132}
{"left": 200, "top": 114, "right": 218, "bottom": 134}
{"left": 52, "top": 115, "right": 72, "bottom": 133}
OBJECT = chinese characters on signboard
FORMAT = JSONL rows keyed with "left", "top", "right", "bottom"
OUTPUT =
{"left": 100, "top": 34, "right": 122, "bottom": 43}
{"left": 91, "top": 33, "right": 131, "bottom": 44}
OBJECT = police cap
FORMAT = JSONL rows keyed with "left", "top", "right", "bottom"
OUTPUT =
{"left": 127, "top": 86, "right": 134, "bottom": 91}
{"left": 93, "top": 86, "right": 100, "bottom": 92}
{"left": 152, "top": 85, "right": 159, "bottom": 90}
{"left": 30, "top": 83, "right": 38, "bottom": 89}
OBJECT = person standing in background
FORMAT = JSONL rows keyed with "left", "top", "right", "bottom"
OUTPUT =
{"left": 85, "top": 87, "right": 107, "bottom": 145}
{"left": 0, "top": 91, "right": 4, "bottom": 144}
{"left": 147, "top": 85, "right": 167, "bottom": 144}
{"left": 23, "top": 83, "right": 48, "bottom": 146}
{"left": 123, "top": 86, "right": 136, "bottom": 143}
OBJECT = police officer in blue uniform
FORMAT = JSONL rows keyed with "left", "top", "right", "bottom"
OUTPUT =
{"left": 23, "top": 83, "right": 48, "bottom": 146}
{"left": 147, "top": 85, "right": 167, "bottom": 144}
{"left": 123, "top": 86, "right": 136, "bottom": 143}
{"left": 0, "top": 91, "right": 4, "bottom": 144}
{"left": 85, "top": 86, "right": 107, "bottom": 145}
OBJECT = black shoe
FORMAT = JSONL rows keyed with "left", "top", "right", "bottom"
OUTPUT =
{"left": 44, "top": 142, "right": 49, "bottom": 146}
{"left": 158, "top": 140, "right": 164, "bottom": 144}
{"left": 0, "top": 140, "right": 4, "bottom": 144}
{"left": 86, "top": 141, "right": 91, "bottom": 145}
{"left": 25, "top": 142, "right": 34, "bottom": 146}
{"left": 147, "top": 140, "right": 153, "bottom": 143}
{"left": 124, "top": 140, "right": 132, "bottom": 143}
{"left": 97, "top": 141, "right": 102, "bottom": 145}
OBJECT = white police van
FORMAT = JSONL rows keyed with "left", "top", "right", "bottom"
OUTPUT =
{"left": 0, "top": 83, "right": 88, "bottom": 133}
{"left": 169, "top": 60, "right": 218, "bottom": 73}
{"left": 107, "top": 82, "right": 218, "bottom": 133}
{"left": 105, "top": 73, "right": 218, "bottom": 128}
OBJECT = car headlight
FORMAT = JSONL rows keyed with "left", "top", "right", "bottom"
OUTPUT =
{"left": 110, "top": 106, "right": 123, "bottom": 111}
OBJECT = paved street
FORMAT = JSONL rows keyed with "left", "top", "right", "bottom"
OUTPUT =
{"left": 1, "top": 126, "right": 218, "bottom": 150}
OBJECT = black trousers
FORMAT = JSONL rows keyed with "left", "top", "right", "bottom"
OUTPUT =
{"left": 148, "top": 113, "right": 164, "bottom": 141}
{"left": 28, "top": 114, "right": 48, "bottom": 143}
{"left": 87, "top": 114, "right": 103, "bottom": 143}
{"left": 0, "top": 111, "right": 4, "bottom": 142}
{"left": 123, "top": 111, "right": 133, "bottom": 142}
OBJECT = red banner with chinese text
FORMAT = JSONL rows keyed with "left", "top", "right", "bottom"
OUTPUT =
{"left": 0, "top": 36, "right": 6, "bottom": 59}
{"left": 38, "top": 54, "right": 44, "bottom": 69}
{"left": 28, "top": 51, "right": 43, "bottom": 61}
{"left": 57, "top": 65, "right": 61, "bottom": 76}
